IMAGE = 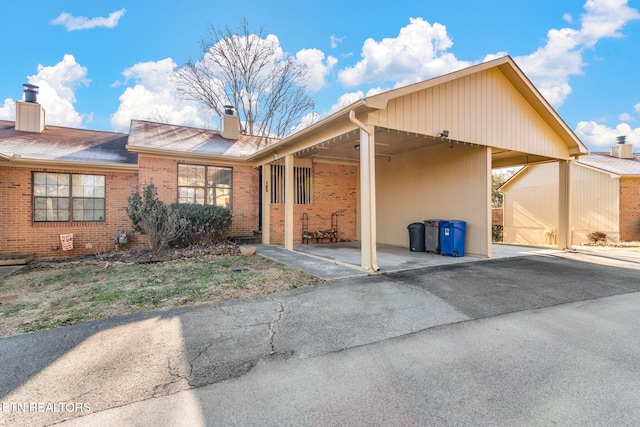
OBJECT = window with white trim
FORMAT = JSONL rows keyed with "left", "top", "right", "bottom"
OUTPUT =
{"left": 33, "top": 172, "right": 105, "bottom": 222}
{"left": 177, "top": 164, "right": 232, "bottom": 208}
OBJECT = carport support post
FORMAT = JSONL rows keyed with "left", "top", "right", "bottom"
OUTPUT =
{"left": 284, "top": 154, "right": 295, "bottom": 251}
{"left": 557, "top": 159, "right": 572, "bottom": 249}
{"left": 261, "top": 164, "right": 270, "bottom": 244}
{"left": 357, "top": 124, "right": 379, "bottom": 272}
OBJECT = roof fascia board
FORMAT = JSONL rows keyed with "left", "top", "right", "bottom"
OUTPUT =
{"left": 252, "top": 122, "right": 358, "bottom": 167}
{"left": 1, "top": 156, "right": 138, "bottom": 172}
{"left": 247, "top": 100, "right": 368, "bottom": 162}
{"left": 126, "top": 145, "right": 248, "bottom": 164}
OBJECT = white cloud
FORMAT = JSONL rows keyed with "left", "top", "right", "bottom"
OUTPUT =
{"left": 110, "top": 58, "right": 211, "bottom": 132}
{"left": 329, "top": 91, "right": 364, "bottom": 114}
{"left": 330, "top": 35, "right": 345, "bottom": 49}
{"left": 515, "top": 0, "right": 640, "bottom": 108}
{"left": 295, "top": 48, "right": 337, "bottom": 92}
{"left": 0, "top": 98, "right": 15, "bottom": 120}
{"left": 24, "top": 54, "right": 89, "bottom": 127}
{"left": 333, "top": 1, "right": 639, "bottom": 116}
{"left": 288, "top": 112, "right": 320, "bottom": 135}
{"left": 50, "top": 9, "right": 126, "bottom": 31}
{"left": 338, "top": 17, "right": 474, "bottom": 88}
{"left": 578, "top": 0, "right": 640, "bottom": 46}
{"left": 575, "top": 120, "right": 640, "bottom": 150}
{"left": 482, "top": 52, "right": 509, "bottom": 63}
{"left": 618, "top": 112, "right": 633, "bottom": 121}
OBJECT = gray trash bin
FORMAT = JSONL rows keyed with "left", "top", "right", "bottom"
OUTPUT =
{"left": 407, "top": 222, "right": 426, "bottom": 252}
{"left": 424, "top": 220, "right": 442, "bottom": 253}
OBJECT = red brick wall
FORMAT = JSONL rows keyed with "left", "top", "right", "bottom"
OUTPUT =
{"left": 0, "top": 166, "right": 143, "bottom": 259}
{"left": 137, "top": 156, "right": 259, "bottom": 237}
{"left": 269, "top": 162, "right": 358, "bottom": 244}
{"left": 620, "top": 177, "right": 640, "bottom": 241}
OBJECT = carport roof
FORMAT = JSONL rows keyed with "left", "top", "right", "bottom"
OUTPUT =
{"left": 249, "top": 56, "right": 588, "bottom": 165}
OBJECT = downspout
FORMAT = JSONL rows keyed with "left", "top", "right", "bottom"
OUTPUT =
{"left": 349, "top": 110, "right": 380, "bottom": 272}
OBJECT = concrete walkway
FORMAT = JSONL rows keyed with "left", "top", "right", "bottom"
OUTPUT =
{"left": 256, "top": 242, "right": 563, "bottom": 280}
{"left": 2, "top": 250, "right": 640, "bottom": 426}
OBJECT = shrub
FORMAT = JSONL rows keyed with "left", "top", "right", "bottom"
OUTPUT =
{"left": 127, "top": 183, "right": 188, "bottom": 255}
{"left": 587, "top": 231, "right": 607, "bottom": 245}
{"left": 170, "top": 203, "right": 233, "bottom": 247}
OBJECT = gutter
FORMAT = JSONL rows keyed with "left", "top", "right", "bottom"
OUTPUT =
{"left": 126, "top": 145, "right": 249, "bottom": 164}
{"left": 1, "top": 154, "right": 138, "bottom": 172}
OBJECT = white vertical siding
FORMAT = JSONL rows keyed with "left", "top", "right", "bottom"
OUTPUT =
{"left": 502, "top": 163, "right": 559, "bottom": 246}
{"left": 570, "top": 164, "right": 620, "bottom": 244}
{"left": 502, "top": 162, "right": 621, "bottom": 246}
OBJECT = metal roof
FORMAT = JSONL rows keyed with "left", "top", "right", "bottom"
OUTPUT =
{"left": 577, "top": 152, "right": 640, "bottom": 176}
{"left": 0, "top": 120, "right": 136, "bottom": 164}
{"left": 126, "top": 120, "right": 279, "bottom": 157}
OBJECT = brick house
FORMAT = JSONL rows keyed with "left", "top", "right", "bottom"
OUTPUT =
{"left": 2, "top": 57, "right": 590, "bottom": 270}
{"left": 0, "top": 89, "right": 358, "bottom": 259}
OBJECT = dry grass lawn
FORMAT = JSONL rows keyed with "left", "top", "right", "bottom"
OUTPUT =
{"left": 0, "top": 251, "right": 321, "bottom": 337}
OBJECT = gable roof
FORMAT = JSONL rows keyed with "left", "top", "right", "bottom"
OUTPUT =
{"left": 577, "top": 152, "right": 640, "bottom": 176}
{"left": 499, "top": 150, "right": 640, "bottom": 193}
{"left": 126, "top": 120, "right": 279, "bottom": 161}
{"left": 0, "top": 120, "right": 136, "bottom": 167}
{"left": 250, "top": 56, "right": 588, "bottom": 164}
{"left": 365, "top": 56, "right": 587, "bottom": 156}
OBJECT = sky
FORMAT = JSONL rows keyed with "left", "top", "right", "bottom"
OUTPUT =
{"left": 1, "top": 0, "right": 639, "bottom": 152}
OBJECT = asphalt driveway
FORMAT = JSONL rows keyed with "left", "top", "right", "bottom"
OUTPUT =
{"left": 1, "top": 251, "right": 640, "bottom": 426}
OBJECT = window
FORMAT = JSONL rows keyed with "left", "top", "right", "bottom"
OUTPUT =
{"left": 270, "top": 164, "right": 312, "bottom": 204}
{"left": 33, "top": 172, "right": 105, "bottom": 222}
{"left": 177, "top": 164, "right": 232, "bottom": 208}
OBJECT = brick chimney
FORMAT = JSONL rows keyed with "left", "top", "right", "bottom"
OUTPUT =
{"left": 610, "top": 135, "right": 633, "bottom": 159}
{"left": 220, "top": 105, "right": 240, "bottom": 140}
{"left": 16, "top": 84, "right": 45, "bottom": 133}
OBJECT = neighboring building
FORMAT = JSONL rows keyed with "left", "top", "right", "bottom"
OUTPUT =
{"left": 1, "top": 56, "right": 589, "bottom": 270}
{"left": 500, "top": 143, "right": 640, "bottom": 246}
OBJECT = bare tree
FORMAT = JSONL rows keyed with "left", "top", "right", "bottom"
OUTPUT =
{"left": 175, "top": 18, "right": 314, "bottom": 138}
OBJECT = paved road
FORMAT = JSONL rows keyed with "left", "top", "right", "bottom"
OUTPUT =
{"left": 1, "top": 251, "right": 640, "bottom": 426}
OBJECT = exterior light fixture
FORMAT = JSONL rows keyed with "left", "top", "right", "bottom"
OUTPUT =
{"left": 438, "top": 130, "right": 449, "bottom": 138}
{"left": 354, "top": 144, "right": 360, "bottom": 151}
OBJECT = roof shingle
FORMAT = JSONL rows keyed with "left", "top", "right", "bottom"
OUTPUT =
{"left": 0, "top": 120, "right": 136, "bottom": 164}
{"left": 126, "top": 120, "right": 279, "bottom": 157}
{"left": 578, "top": 152, "right": 640, "bottom": 176}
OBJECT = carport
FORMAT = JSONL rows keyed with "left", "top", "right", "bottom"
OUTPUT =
{"left": 249, "top": 56, "right": 588, "bottom": 272}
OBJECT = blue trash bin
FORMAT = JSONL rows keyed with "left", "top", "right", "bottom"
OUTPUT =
{"left": 440, "top": 220, "right": 466, "bottom": 257}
